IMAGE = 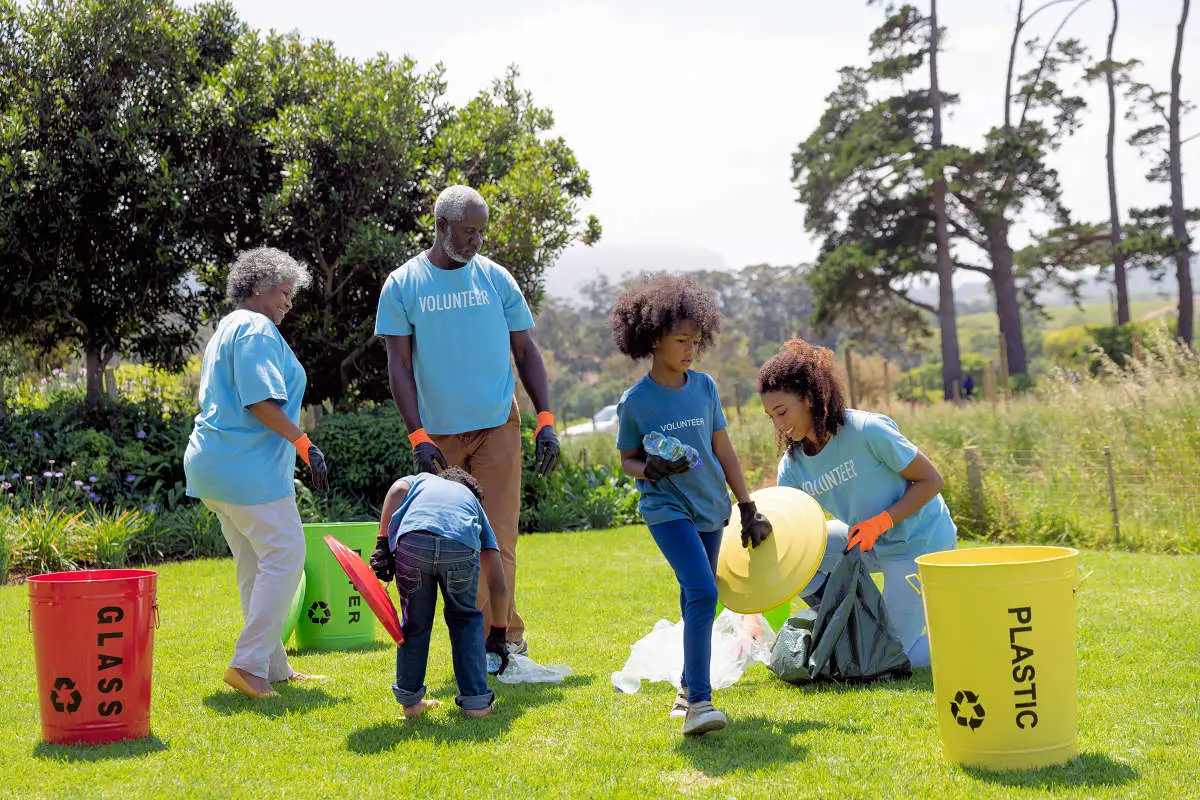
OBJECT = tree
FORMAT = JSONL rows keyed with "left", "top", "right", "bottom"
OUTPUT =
{"left": 0, "top": 0, "right": 242, "bottom": 407}
{"left": 927, "top": 0, "right": 963, "bottom": 398}
{"left": 432, "top": 66, "right": 601, "bottom": 314}
{"left": 1119, "top": 2, "right": 1195, "bottom": 344}
{"left": 1100, "top": 0, "right": 1131, "bottom": 324}
{"left": 945, "top": 0, "right": 1093, "bottom": 377}
{"left": 1167, "top": 0, "right": 1193, "bottom": 344}
{"left": 793, "top": 3, "right": 963, "bottom": 396}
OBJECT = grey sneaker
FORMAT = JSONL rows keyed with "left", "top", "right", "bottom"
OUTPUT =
{"left": 507, "top": 639, "right": 528, "bottom": 656}
{"left": 682, "top": 701, "right": 727, "bottom": 736}
{"left": 670, "top": 687, "right": 689, "bottom": 719}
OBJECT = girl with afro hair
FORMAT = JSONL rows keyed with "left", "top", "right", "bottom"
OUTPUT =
{"left": 610, "top": 275, "right": 771, "bottom": 736}
{"left": 756, "top": 338, "right": 956, "bottom": 668}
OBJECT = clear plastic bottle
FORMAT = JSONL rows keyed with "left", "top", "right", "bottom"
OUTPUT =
{"left": 486, "top": 652, "right": 503, "bottom": 675}
{"left": 643, "top": 431, "right": 702, "bottom": 470}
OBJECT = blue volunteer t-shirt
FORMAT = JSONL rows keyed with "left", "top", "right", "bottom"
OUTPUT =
{"left": 615, "top": 371, "right": 732, "bottom": 533}
{"left": 386, "top": 473, "right": 499, "bottom": 553}
{"left": 184, "top": 310, "right": 306, "bottom": 506}
{"left": 374, "top": 253, "right": 535, "bottom": 435}
{"left": 776, "top": 409, "right": 957, "bottom": 560}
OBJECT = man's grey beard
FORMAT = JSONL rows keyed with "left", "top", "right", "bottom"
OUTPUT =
{"left": 441, "top": 237, "right": 476, "bottom": 264}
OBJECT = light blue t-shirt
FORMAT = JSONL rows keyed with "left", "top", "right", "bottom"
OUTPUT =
{"left": 776, "top": 409, "right": 957, "bottom": 560}
{"left": 374, "top": 253, "right": 535, "bottom": 435}
{"left": 615, "top": 371, "right": 732, "bottom": 533}
{"left": 386, "top": 473, "right": 499, "bottom": 553}
{"left": 184, "top": 310, "right": 305, "bottom": 506}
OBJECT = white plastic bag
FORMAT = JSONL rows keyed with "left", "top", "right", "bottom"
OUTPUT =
{"left": 611, "top": 609, "right": 776, "bottom": 694}
{"left": 496, "top": 653, "right": 572, "bottom": 684}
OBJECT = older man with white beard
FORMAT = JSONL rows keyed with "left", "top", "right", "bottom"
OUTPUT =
{"left": 374, "top": 184, "right": 559, "bottom": 657}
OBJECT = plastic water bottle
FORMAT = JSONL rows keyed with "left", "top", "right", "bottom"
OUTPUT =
{"left": 486, "top": 652, "right": 503, "bottom": 675}
{"left": 643, "top": 431, "right": 702, "bottom": 469}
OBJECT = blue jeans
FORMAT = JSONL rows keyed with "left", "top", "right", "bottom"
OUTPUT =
{"left": 647, "top": 519, "right": 722, "bottom": 704}
{"left": 799, "top": 520, "right": 953, "bottom": 668}
{"left": 391, "top": 532, "right": 493, "bottom": 711}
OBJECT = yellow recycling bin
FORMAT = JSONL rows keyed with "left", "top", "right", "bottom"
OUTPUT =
{"left": 716, "top": 486, "right": 827, "bottom": 613}
{"left": 915, "top": 546, "right": 1080, "bottom": 771}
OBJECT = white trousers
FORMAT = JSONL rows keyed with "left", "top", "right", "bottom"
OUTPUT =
{"left": 203, "top": 497, "right": 305, "bottom": 681}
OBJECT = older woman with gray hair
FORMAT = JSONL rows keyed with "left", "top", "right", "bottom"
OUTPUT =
{"left": 185, "top": 246, "right": 331, "bottom": 698}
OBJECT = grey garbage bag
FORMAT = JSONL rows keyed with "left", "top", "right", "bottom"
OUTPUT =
{"left": 769, "top": 547, "right": 911, "bottom": 684}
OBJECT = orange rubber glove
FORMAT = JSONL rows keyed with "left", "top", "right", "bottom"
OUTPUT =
{"left": 846, "top": 511, "right": 893, "bottom": 553}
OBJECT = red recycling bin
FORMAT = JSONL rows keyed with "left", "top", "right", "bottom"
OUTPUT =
{"left": 28, "top": 569, "right": 158, "bottom": 745}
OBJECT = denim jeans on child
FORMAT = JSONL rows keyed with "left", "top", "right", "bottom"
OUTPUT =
{"left": 647, "top": 519, "right": 723, "bottom": 704}
{"left": 391, "top": 531, "right": 493, "bottom": 711}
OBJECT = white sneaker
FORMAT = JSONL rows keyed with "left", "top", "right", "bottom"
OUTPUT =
{"left": 670, "top": 687, "right": 689, "bottom": 719}
{"left": 507, "top": 639, "right": 528, "bottom": 656}
{"left": 682, "top": 701, "right": 727, "bottom": 736}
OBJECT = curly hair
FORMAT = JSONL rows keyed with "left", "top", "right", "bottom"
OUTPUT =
{"left": 609, "top": 274, "right": 721, "bottom": 359}
{"left": 757, "top": 338, "right": 848, "bottom": 457}
{"left": 226, "top": 247, "right": 312, "bottom": 304}
{"left": 440, "top": 466, "right": 483, "bottom": 501}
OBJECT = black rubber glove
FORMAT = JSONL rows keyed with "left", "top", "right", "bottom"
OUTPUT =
{"left": 306, "top": 443, "right": 329, "bottom": 493}
{"left": 412, "top": 441, "right": 447, "bottom": 475}
{"left": 369, "top": 535, "right": 394, "bottom": 582}
{"left": 534, "top": 426, "right": 560, "bottom": 476}
{"left": 643, "top": 454, "right": 691, "bottom": 482}
{"left": 294, "top": 434, "right": 329, "bottom": 493}
{"left": 738, "top": 501, "right": 773, "bottom": 549}
{"left": 485, "top": 625, "right": 510, "bottom": 675}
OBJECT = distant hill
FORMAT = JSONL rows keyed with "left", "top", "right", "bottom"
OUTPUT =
{"left": 544, "top": 243, "right": 731, "bottom": 301}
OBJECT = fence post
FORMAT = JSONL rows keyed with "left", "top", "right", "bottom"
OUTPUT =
{"left": 581, "top": 448, "right": 588, "bottom": 470}
{"left": 844, "top": 346, "right": 858, "bottom": 408}
{"left": 984, "top": 359, "right": 997, "bottom": 411}
{"left": 883, "top": 360, "right": 893, "bottom": 414}
{"left": 1104, "top": 446, "right": 1121, "bottom": 545}
{"left": 997, "top": 334, "right": 1011, "bottom": 400}
{"left": 589, "top": 403, "right": 596, "bottom": 433}
{"left": 964, "top": 446, "right": 986, "bottom": 525}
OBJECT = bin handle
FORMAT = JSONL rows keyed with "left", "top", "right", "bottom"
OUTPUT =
{"left": 1074, "top": 570, "right": 1094, "bottom": 594}
{"left": 27, "top": 609, "right": 32, "bottom": 633}
{"left": 153, "top": 603, "right": 161, "bottom": 630}
{"left": 905, "top": 573, "right": 922, "bottom": 596}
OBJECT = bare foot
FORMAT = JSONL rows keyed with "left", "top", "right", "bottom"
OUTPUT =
{"left": 223, "top": 667, "right": 277, "bottom": 698}
{"left": 281, "top": 671, "right": 328, "bottom": 683}
{"left": 464, "top": 706, "right": 493, "bottom": 719}
{"left": 403, "top": 698, "right": 442, "bottom": 718}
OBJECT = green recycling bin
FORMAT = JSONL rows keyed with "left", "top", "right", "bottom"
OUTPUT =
{"left": 295, "top": 522, "right": 380, "bottom": 650}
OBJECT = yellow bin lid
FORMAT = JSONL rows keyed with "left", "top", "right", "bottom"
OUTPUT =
{"left": 716, "top": 485, "right": 828, "bottom": 613}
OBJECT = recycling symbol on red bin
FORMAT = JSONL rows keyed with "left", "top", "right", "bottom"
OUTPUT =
{"left": 50, "top": 677, "right": 82, "bottom": 713}
{"left": 950, "top": 689, "right": 985, "bottom": 730}
{"left": 307, "top": 601, "right": 331, "bottom": 625}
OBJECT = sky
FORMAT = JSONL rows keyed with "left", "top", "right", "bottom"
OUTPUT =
{"left": 223, "top": 0, "right": 1198, "bottom": 293}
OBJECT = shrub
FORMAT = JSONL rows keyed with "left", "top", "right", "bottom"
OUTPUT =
{"left": 308, "top": 405, "right": 414, "bottom": 503}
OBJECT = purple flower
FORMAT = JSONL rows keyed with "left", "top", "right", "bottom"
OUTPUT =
{"left": 0, "top": 482, "right": 9, "bottom": 491}
{"left": 33, "top": 432, "right": 40, "bottom": 440}
{"left": 52, "top": 368, "right": 62, "bottom": 377}
{"left": 125, "top": 474, "right": 136, "bottom": 483}
{"left": 136, "top": 430, "right": 146, "bottom": 440}
{"left": 25, "top": 476, "right": 33, "bottom": 482}
{"left": 10, "top": 472, "right": 18, "bottom": 480}
{"left": 48, "top": 459, "right": 55, "bottom": 465}
{"left": 54, "top": 472, "right": 63, "bottom": 478}
{"left": 74, "top": 480, "right": 84, "bottom": 487}
{"left": 42, "top": 471, "right": 52, "bottom": 477}
{"left": 89, "top": 476, "right": 98, "bottom": 483}
{"left": 143, "top": 503, "right": 158, "bottom": 513}
{"left": 87, "top": 492, "right": 100, "bottom": 502}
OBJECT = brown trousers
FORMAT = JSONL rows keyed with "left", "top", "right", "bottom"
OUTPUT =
{"left": 431, "top": 402, "right": 525, "bottom": 640}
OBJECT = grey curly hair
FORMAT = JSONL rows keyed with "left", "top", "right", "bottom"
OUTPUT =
{"left": 226, "top": 247, "right": 312, "bottom": 304}
{"left": 433, "top": 185, "right": 488, "bottom": 223}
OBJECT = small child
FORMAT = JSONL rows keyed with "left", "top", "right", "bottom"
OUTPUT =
{"left": 610, "top": 275, "right": 772, "bottom": 736}
{"left": 369, "top": 467, "right": 510, "bottom": 718}
{"left": 757, "top": 338, "right": 957, "bottom": 667}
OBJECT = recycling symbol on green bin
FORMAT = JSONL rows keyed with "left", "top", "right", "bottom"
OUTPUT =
{"left": 307, "top": 601, "right": 331, "bottom": 625}
{"left": 950, "top": 689, "right": 985, "bottom": 730}
{"left": 50, "top": 677, "right": 82, "bottom": 713}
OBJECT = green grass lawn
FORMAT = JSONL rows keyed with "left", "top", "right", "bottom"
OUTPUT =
{"left": 2, "top": 527, "right": 1197, "bottom": 799}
